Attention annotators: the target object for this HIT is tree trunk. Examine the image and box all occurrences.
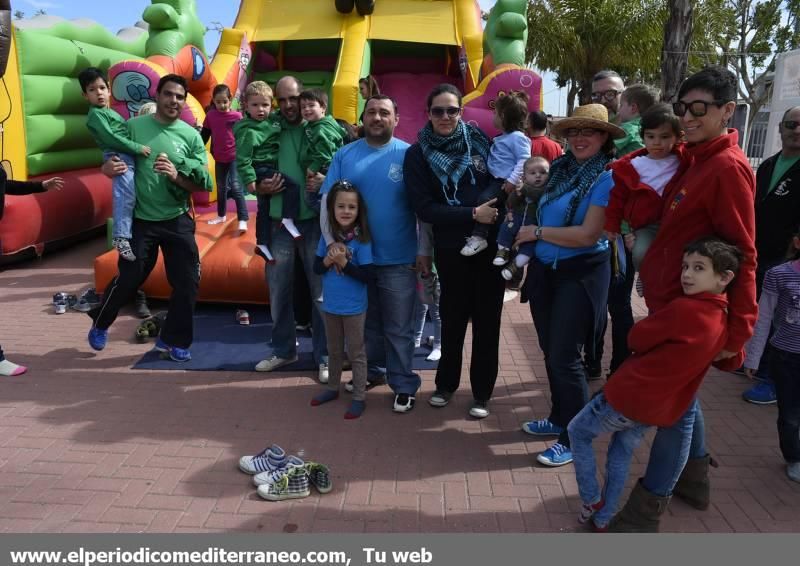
[566,81,579,116]
[660,0,694,102]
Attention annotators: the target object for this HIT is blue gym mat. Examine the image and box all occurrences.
[132,304,440,372]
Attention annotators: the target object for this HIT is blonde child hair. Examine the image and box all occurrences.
[244,81,273,103]
[137,102,157,116]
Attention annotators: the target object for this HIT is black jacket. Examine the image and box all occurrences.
[403,143,497,250]
[754,152,800,265]
[0,167,46,222]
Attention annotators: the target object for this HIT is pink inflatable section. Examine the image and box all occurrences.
[462,68,543,138]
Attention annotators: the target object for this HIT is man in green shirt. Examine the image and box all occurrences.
[88,74,212,362]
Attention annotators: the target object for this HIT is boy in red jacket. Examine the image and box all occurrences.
[567,238,743,532]
[605,103,689,271]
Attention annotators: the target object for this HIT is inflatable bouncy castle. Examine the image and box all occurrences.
[2,0,541,304]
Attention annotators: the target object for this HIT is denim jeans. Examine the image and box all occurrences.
[770,348,800,463]
[365,264,421,395]
[414,289,441,349]
[496,209,536,260]
[568,394,648,527]
[642,398,705,496]
[215,161,249,221]
[105,151,136,240]
[265,218,327,365]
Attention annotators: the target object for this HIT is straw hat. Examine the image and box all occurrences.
[551,103,626,139]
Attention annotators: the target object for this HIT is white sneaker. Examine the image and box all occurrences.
[255,354,298,372]
[238,220,248,233]
[460,236,488,257]
[282,218,302,239]
[208,216,227,225]
[426,348,442,362]
[318,363,329,384]
[469,401,489,419]
[393,394,415,413]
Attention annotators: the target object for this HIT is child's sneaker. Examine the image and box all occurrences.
[154,338,191,362]
[305,462,333,493]
[579,499,604,524]
[521,418,563,436]
[281,218,302,240]
[501,262,521,281]
[536,443,573,467]
[493,247,511,266]
[113,237,136,262]
[256,466,311,501]
[236,309,250,325]
[254,244,275,264]
[54,299,67,314]
[253,455,305,486]
[208,216,227,225]
[238,444,287,475]
[87,327,108,351]
[238,220,248,233]
[460,235,488,257]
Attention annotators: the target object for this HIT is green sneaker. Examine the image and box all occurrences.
[256,467,311,501]
[305,462,333,494]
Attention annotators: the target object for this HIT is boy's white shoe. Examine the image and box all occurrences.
[460,236,488,257]
[282,218,302,240]
[208,216,227,225]
[238,220,248,233]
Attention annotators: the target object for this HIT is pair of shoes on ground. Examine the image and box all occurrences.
[428,390,489,418]
[521,418,573,467]
[254,356,328,384]
[236,309,250,325]
[239,443,332,501]
[135,313,165,343]
[53,292,77,315]
[208,216,249,233]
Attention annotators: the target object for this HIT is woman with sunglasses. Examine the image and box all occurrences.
[514,104,625,467]
[610,66,757,532]
[403,83,503,419]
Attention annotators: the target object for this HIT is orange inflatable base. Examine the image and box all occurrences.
[94,212,270,305]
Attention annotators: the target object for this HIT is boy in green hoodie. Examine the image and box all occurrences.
[298,89,347,212]
[234,81,301,263]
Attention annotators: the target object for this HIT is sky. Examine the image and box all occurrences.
[19,0,564,115]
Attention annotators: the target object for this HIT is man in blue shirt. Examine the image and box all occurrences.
[320,95,423,413]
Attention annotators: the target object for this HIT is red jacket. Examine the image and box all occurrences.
[604,293,743,427]
[639,130,757,353]
[604,146,690,233]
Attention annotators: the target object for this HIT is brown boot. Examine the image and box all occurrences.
[672,454,717,510]
[608,479,670,533]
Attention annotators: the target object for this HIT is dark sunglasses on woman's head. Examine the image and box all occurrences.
[672,99,725,118]
[590,89,621,102]
[783,120,800,130]
[430,106,461,118]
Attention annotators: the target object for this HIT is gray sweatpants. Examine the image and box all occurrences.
[324,311,367,401]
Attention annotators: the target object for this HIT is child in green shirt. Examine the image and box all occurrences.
[80,67,151,262]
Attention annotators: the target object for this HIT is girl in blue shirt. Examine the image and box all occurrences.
[311,181,373,419]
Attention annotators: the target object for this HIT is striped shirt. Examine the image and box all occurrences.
[745,260,800,369]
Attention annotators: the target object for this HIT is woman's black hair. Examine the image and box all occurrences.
[326,180,371,243]
[677,65,737,103]
[640,102,682,138]
[426,83,463,110]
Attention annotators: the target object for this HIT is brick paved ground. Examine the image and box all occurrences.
[1,237,799,533]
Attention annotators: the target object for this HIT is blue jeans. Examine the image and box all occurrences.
[365,264,421,395]
[265,218,327,365]
[642,398,705,496]
[105,152,136,240]
[568,394,648,527]
[215,162,249,221]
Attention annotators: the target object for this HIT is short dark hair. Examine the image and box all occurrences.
[684,237,743,277]
[788,223,800,260]
[326,180,371,243]
[782,105,800,122]
[640,102,682,137]
[621,84,658,114]
[78,67,107,92]
[528,110,548,131]
[592,69,621,83]
[366,94,398,114]
[212,84,232,99]
[495,91,529,133]
[678,66,737,103]
[426,83,463,110]
[299,88,329,109]
[157,74,188,93]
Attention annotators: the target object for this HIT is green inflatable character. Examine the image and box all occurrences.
[483,0,528,68]
[143,0,207,58]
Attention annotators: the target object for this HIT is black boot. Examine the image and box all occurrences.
[672,454,716,511]
[335,0,355,14]
[608,479,670,533]
[355,0,376,15]
[135,290,151,319]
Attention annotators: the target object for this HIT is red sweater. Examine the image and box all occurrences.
[638,130,757,353]
[604,146,690,233]
[604,293,743,427]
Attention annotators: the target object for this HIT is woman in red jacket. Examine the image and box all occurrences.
[609,66,757,531]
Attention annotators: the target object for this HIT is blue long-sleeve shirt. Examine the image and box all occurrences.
[487,131,531,184]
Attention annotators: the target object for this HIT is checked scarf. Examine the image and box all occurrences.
[538,150,612,226]
[417,121,491,203]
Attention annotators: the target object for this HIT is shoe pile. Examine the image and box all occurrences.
[239,444,332,501]
[52,292,77,314]
[135,312,166,343]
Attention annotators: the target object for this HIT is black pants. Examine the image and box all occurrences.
[587,246,634,374]
[90,214,200,348]
[530,255,610,447]
[770,348,800,463]
[472,177,505,240]
[435,245,505,402]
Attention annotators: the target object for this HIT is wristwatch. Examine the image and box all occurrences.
[534,226,543,240]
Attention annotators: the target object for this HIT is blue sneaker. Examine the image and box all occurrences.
[521,418,564,436]
[87,327,108,351]
[154,338,191,362]
[742,381,777,405]
[537,443,573,467]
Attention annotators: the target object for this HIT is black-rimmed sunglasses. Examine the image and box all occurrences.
[430,106,461,118]
[672,99,726,118]
[782,120,800,130]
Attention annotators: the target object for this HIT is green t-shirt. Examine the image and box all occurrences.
[87,106,144,155]
[127,115,211,221]
[768,153,800,194]
[269,118,316,221]
[615,116,644,157]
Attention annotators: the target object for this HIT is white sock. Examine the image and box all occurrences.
[426,348,442,362]
[497,245,509,251]
[282,218,301,238]
[257,244,274,262]
[0,359,27,376]
[515,254,531,268]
